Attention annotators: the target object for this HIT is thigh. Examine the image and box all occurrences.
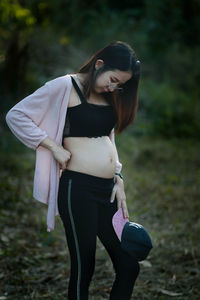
[58,178,98,262]
[97,197,120,256]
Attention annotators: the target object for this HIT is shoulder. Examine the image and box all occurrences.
[46,74,72,91]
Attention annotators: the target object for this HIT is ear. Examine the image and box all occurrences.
[95,59,104,70]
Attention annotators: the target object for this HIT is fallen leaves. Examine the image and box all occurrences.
[158,288,183,297]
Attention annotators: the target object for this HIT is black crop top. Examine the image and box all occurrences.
[62,76,117,140]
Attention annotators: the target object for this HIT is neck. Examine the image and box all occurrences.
[76,73,87,86]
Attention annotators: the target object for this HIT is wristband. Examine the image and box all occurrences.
[115,172,123,179]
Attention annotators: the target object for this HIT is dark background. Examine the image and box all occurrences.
[1,0,200,137]
[0,1,200,299]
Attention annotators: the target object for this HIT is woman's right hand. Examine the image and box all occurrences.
[51,145,72,170]
[39,137,72,170]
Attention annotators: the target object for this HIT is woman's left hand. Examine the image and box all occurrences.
[110,176,129,219]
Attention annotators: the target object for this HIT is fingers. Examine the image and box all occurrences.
[60,158,70,171]
[121,200,129,219]
[61,161,69,171]
[116,196,129,219]
[53,147,71,169]
[110,185,117,202]
[60,151,71,170]
[110,185,129,218]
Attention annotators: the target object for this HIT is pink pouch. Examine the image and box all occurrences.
[112,208,129,241]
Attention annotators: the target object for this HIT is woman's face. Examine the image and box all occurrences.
[93,61,132,93]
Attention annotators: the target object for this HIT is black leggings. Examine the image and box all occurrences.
[58,169,140,300]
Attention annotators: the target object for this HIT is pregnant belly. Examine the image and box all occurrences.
[62,136,117,178]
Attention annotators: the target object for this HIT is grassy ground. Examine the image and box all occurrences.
[0,130,199,299]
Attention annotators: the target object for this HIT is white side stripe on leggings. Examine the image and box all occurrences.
[67,179,81,300]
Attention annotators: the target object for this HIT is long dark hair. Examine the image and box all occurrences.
[78,41,141,134]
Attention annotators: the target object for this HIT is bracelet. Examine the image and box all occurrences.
[115,172,123,179]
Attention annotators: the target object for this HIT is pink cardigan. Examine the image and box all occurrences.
[5,74,122,232]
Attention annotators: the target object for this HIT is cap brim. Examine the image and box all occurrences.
[112,208,129,241]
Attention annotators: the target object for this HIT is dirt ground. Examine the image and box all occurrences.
[0,133,199,299]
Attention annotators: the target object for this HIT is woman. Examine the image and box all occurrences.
[6,41,141,300]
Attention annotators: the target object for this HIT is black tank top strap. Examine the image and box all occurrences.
[70,76,86,103]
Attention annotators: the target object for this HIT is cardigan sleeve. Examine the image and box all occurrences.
[5,82,50,150]
[109,128,122,173]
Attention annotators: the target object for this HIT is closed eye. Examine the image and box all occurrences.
[111,77,125,87]
[111,77,119,83]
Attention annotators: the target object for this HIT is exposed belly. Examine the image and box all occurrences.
[63,136,117,178]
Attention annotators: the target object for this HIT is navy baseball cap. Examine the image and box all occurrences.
[112,208,153,261]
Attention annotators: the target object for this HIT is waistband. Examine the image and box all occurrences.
[61,169,114,187]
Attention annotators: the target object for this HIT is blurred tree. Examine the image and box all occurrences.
[0,0,48,97]
[1,0,199,137]
[145,0,200,51]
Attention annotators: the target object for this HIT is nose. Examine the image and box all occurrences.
[108,81,118,92]
[108,86,115,92]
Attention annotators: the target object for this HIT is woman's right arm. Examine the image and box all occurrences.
[39,137,71,170]
[6,102,71,169]
[6,76,72,170]
[5,75,69,150]
[5,82,50,150]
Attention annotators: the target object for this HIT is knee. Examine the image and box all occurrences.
[119,255,140,278]
[128,256,140,277]
[134,259,140,278]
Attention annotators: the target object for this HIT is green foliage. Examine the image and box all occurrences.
[145,0,200,51]
[135,41,200,138]
[0,0,36,25]
[1,0,200,138]
[139,79,199,137]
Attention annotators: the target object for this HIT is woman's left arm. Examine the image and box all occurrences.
[109,128,129,219]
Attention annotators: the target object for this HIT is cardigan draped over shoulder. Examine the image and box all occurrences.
[5,74,122,232]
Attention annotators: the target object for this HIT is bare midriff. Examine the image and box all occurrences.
[63,136,117,178]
